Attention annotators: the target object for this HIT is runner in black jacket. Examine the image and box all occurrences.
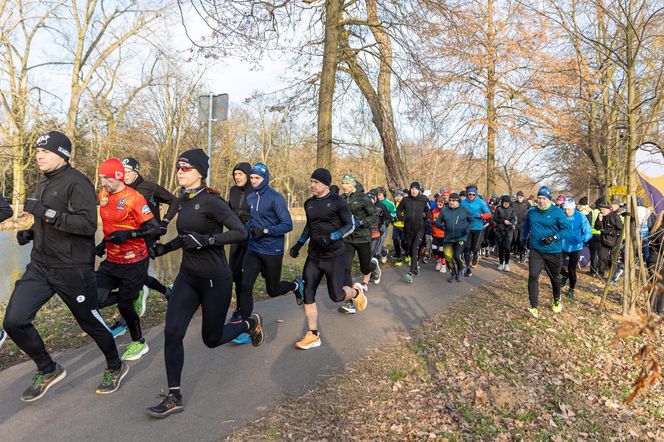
[3,131,126,402]
[493,195,517,271]
[0,195,13,348]
[395,182,432,281]
[146,149,262,418]
[227,162,252,318]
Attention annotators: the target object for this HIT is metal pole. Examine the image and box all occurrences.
[207,91,213,186]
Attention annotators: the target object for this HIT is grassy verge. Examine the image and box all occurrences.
[227,264,664,441]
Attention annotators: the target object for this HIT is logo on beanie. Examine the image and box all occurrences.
[76,295,85,303]
[58,146,71,158]
[36,134,50,146]
[115,170,123,180]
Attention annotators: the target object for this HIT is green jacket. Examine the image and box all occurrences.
[343,189,379,244]
[381,199,397,221]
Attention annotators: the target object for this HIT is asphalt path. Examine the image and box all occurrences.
[0,259,502,441]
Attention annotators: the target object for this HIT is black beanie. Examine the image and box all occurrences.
[178,149,209,179]
[122,157,140,173]
[233,162,252,177]
[36,131,71,161]
[459,190,467,197]
[410,181,422,191]
[579,196,588,206]
[311,168,332,186]
[501,195,511,203]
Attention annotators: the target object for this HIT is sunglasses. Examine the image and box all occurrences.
[176,162,194,172]
[468,193,476,196]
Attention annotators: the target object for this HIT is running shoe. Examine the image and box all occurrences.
[229,309,242,323]
[134,285,149,317]
[293,276,305,305]
[404,272,413,284]
[110,321,127,339]
[414,266,420,276]
[380,255,388,264]
[527,307,540,319]
[96,362,129,395]
[498,263,504,271]
[395,260,403,267]
[447,273,456,283]
[360,282,369,293]
[295,331,321,350]
[404,256,411,265]
[165,284,173,301]
[552,299,563,313]
[248,313,265,346]
[464,268,472,277]
[147,392,184,418]
[440,264,447,273]
[504,263,511,272]
[0,329,6,349]
[232,333,252,345]
[560,275,568,288]
[456,272,464,283]
[566,288,575,299]
[338,301,356,314]
[471,257,478,268]
[370,258,382,283]
[352,282,368,312]
[390,254,401,260]
[435,261,442,271]
[122,340,149,361]
[21,364,67,402]
[421,257,428,264]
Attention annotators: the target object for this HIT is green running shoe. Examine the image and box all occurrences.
[404,272,413,284]
[96,362,129,395]
[122,340,149,361]
[566,288,575,299]
[134,286,149,317]
[552,299,563,313]
[404,256,411,264]
[527,307,540,319]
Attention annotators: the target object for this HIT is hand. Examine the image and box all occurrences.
[290,242,303,258]
[158,220,169,237]
[353,218,363,228]
[107,230,134,244]
[542,235,557,245]
[16,229,34,245]
[250,226,267,239]
[311,235,331,249]
[24,198,58,222]
[180,232,210,249]
[153,243,169,257]
[95,241,106,257]
[504,220,511,225]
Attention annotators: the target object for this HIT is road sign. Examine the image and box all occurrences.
[609,185,627,196]
[198,94,229,122]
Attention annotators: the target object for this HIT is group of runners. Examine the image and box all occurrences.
[0,130,657,418]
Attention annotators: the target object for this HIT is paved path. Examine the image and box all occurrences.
[0,260,502,442]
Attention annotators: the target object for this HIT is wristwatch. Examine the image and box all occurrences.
[45,208,57,222]
[208,236,216,246]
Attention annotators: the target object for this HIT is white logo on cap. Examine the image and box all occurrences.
[58,146,71,158]
[76,295,86,303]
[36,134,50,146]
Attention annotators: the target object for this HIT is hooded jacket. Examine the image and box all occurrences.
[395,192,432,233]
[562,210,593,253]
[493,204,517,234]
[343,188,379,244]
[521,203,572,254]
[461,197,492,231]
[246,167,293,255]
[0,195,12,223]
[512,200,530,228]
[228,162,252,224]
[435,205,474,243]
[594,210,623,248]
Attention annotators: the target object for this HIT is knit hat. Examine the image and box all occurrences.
[121,157,140,173]
[395,190,404,197]
[251,162,269,179]
[449,192,460,200]
[311,168,332,186]
[594,197,604,207]
[537,186,552,200]
[597,199,611,209]
[443,189,451,196]
[466,185,478,194]
[99,158,125,181]
[516,190,524,197]
[562,198,575,210]
[410,182,422,191]
[556,194,566,202]
[578,196,588,206]
[501,195,511,203]
[459,190,467,197]
[178,149,209,179]
[35,131,72,161]
[233,162,252,177]
[341,173,357,186]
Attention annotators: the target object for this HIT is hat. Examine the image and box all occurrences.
[501,195,511,203]
[233,162,252,176]
[443,189,451,196]
[35,131,72,161]
[341,173,357,186]
[410,182,422,191]
[311,168,332,186]
[395,190,404,196]
[466,185,477,194]
[459,190,467,197]
[537,186,552,200]
[178,148,209,179]
[578,196,588,206]
[594,197,604,207]
[516,190,524,197]
[449,192,460,200]
[99,158,125,182]
[251,162,269,179]
[597,199,611,209]
[423,189,432,197]
[556,194,566,202]
[562,198,575,210]
[121,157,140,173]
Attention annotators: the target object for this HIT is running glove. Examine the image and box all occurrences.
[250,226,267,239]
[542,235,557,245]
[108,230,134,244]
[95,241,106,257]
[24,198,58,223]
[153,243,170,257]
[16,229,34,245]
[158,220,169,237]
[290,241,304,258]
[180,232,212,249]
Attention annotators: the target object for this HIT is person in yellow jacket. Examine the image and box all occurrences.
[392,190,407,265]
[585,197,602,276]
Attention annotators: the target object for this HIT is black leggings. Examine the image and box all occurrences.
[561,250,580,289]
[344,241,374,286]
[528,249,562,308]
[392,226,406,258]
[238,251,295,319]
[229,242,248,302]
[303,254,346,304]
[4,262,121,372]
[164,272,248,388]
[405,229,424,273]
[432,237,445,260]
[443,241,465,275]
[464,230,484,267]
[496,230,513,264]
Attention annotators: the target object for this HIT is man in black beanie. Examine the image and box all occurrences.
[178,148,209,179]
[4,131,126,401]
[512,190,530,262]
[395,181,432,282]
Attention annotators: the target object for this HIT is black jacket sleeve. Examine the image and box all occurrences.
[210,197,248,245]
[0,195,13,223]
[53,179,98,236]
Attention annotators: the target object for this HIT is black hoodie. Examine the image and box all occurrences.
[228,162,252,224]
[395,191,432,233]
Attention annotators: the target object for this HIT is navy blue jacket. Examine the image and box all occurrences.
[246,170,293,256]
[435,205,474,243]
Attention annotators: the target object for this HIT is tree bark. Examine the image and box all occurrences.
[485,0,497,196]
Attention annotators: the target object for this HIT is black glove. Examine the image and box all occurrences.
[25,198,58,223]
[180,232,212,249]
[290,241,304,258]
[108,230,134,244]
[158,220,169,237]
[16,229,34,245]
[250,226,267,239]
[95,241,106,257]
[153,243,170,257]
[311,235,331,249]
[542,235,557,245]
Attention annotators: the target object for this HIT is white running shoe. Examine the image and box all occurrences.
[504,263,511,272]
[435,262,442,271]
[498,263,504,271]
[440,265,447,273]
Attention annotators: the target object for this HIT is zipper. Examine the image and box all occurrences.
[256,192,260,212]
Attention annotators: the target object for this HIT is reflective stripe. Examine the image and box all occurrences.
[91,310,111,333]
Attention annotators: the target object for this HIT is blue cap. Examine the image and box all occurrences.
[537,186,552,200]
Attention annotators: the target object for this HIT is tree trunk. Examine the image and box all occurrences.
[485,0,497,196]
[316,0,343,169]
